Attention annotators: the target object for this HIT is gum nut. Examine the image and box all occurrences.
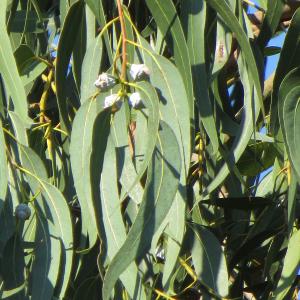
[94,73,116,91]
[15,203,31,220]
[104,94,121,108]
[129,92,142,108]
[129,64,150,81]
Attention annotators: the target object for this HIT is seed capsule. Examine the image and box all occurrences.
[15,203,31,220]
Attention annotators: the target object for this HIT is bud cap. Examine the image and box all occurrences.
[94,73,117,91]
[129,64,150,81]
[104,94,122,110]
[129,92,143,108]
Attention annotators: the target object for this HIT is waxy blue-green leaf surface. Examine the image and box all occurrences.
[102,121,181,299]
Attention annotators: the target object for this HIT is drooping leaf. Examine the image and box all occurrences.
[272,229,300,299]
[20,146,74,299]
[117,81,160,202]
[100,136,145,298]
[111,104,144,205]
[181,0,219,153]
[85,0,113,63]
[145,0,194,117]
[278,67,300,180]
[0,0,28,122]
[80,33,102,104]
[55,0,85,132]
[102,121,181,300]
[270,8,300,134]
[205,0,264,116]
[0,120,8,212]
[189,223,228,298]
[70,98,111,248]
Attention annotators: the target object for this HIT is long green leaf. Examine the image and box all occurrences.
[181,0,219,153]
[145,0,194,117]
[55,0,85,132]
[102,121,181,300]
[257,0,285,49]
[205,0,264,116]
[111,104,144,204]
[135,44,191,285]
[0,0,28,121]
[70,98,111,248]
[100,136,145,298]
[270,8,300,134]
[20,146,73,299]
[80,32,102,104]
[272,229,300,299]
[195,52,259,202]
[119,81,160,202]
[189,224,228,297]
[278,67,300,180]
[85,0,113,63]
[0,120,8,212]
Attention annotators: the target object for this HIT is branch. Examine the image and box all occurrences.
[116,0,127,80]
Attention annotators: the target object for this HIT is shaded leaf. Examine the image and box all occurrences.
[102,121,181,300]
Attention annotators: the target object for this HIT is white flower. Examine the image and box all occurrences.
[129,92,143,108]
[104,94,122,109]
[129,64,150,81]
[15,203,31,220]
[94,73,117,91]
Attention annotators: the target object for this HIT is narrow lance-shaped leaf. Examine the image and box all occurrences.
[134,43,191,286]
[102,121,182,300]
[270,8,300,134]
[80,34,102,104]
[0,120,8,213]
[111,104,144,204]
[119,81,160,201]
[85,0,113,63]
[196,52,260,202]
[70,98,111,249]
[189,223,229,298]
[20,146,73,299]
[205,0,264,116]
[278,67,300,180]
[146,0,194,118]
[0,0,28,121]
[181,0,219,153]
[55,1,85,132]
[100,136,145,299]
[272,229,300,299]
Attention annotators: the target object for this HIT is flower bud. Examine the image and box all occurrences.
[129,92,143,109]
[15,203,31,220]
[129,64,150,81]
[104,94,122,110]
[94,73,117,91]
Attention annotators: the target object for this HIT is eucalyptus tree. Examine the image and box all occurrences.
[0,0,299,299]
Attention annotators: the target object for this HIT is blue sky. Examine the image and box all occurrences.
[249,1,300,295]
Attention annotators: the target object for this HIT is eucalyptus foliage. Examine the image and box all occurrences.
[0,0,299,299]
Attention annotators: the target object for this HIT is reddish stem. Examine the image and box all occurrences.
[116,0,127,80]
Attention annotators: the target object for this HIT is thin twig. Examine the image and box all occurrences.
[116,0,127,80]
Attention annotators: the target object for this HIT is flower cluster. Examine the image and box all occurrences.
[95,64,149,111]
